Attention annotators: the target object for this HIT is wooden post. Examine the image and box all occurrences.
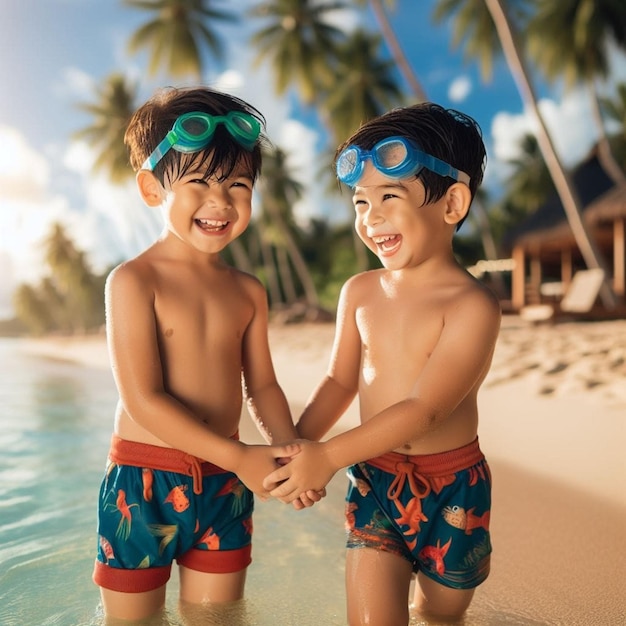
[614,217,625,297]
[561,248,573,286]
[529,253,542,304]
[512,245,526,309]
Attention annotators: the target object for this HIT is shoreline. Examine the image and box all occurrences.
[15,317,626,506]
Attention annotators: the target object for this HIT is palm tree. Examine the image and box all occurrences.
[503,133,554,215]
[249,0,348,105]
[526,0,626,185]
[434,0,617,308]
[124,0,236,78]
[600,82,626,169]
[43,223,105,332]
[354,0,427,101]
[74,73,138,184]
[321,28,404,143]
[257,146,321,313]
[13,284,55,335]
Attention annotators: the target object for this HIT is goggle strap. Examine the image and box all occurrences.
[414,148,470,185]
[141,131,178,171]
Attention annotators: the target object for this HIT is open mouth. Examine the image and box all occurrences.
[195,218,229,233]
[372,234,401,255]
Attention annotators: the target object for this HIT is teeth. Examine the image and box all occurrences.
[197,219,228,227]
[372,235,396,243]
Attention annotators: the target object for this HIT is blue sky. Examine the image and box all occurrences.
[1,0,625,318]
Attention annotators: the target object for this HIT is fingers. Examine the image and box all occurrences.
[269,481,301,503]
[306,488,326,502]
[262,466,288,491]
[296,492,316,508]
[272,443,300,459]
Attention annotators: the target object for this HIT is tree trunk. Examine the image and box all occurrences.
[589,79,626,186]
[276,246,298,303]
[258,230,282,307]
[228,238,254,274]
[370,0,428,101]
[484,0,617,309]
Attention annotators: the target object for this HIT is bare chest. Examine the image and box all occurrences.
[153,276,254,354]
[356,297,444,382]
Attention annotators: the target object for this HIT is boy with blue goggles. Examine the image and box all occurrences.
[336,136,471,187]
[142,110,261,171]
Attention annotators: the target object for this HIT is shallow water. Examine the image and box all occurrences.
[0,339,352,626]
[1,338,623,625]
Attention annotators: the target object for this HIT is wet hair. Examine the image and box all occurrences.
[334,102,486,229]
[125,86,267,186]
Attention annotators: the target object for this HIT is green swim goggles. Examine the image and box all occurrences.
[336,136,470,187]
[142,111,261,171]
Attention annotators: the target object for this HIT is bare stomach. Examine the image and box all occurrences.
[359,406,479,456]
[390,428,478,456]
[113,405,240,448]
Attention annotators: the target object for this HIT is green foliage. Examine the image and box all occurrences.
[74,73,138,184]
[12,224,106,336]
[72,0,626,311]
[124,0,235,77]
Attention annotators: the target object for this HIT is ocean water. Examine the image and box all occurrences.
[0,339,349,626]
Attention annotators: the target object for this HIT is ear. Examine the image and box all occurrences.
[443,182,471,227]
[136,170,164,207]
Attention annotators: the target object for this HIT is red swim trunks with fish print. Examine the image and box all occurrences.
[93,436,253,593]
[345,438,491,589]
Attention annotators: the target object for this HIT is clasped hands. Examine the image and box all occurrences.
[237,440,336,510]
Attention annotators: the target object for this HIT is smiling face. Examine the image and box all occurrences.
[352,162,453,271]
[139,152,254,257]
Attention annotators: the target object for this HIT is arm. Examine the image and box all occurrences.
[266,288,501,501]
[240,278,298,445]
[106,264,293,496]
[296,280,361,441]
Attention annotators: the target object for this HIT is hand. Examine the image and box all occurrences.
[263,441,336,503]
[234,443,300,499]
[291,488,327,510]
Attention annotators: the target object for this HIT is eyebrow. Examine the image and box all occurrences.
[353,181,409,194]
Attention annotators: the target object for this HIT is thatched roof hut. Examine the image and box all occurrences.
[504,152,626,312]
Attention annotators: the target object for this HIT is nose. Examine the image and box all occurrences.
[205,182,233,211]
[360,203,383,228]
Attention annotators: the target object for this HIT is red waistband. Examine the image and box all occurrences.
[108,434,237,495]
[361,439,485,541]
[366,438,484,478]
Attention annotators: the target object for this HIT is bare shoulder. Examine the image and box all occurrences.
[341,268,384,298]
[229,267,267,303]
[106,252,156,298]
[447,273,501,334]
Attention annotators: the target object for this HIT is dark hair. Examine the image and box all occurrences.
[125,86,267,185]
[334,102,486,229]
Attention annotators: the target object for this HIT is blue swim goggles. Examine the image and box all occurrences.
[336,136,470,187]
[142,111,261,171]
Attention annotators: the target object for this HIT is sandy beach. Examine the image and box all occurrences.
[20,316,626,624]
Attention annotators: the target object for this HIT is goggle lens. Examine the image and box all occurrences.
[336,136,470,187]
[376,140,408,170]
[179,115,212,142]
[142,111,260,171]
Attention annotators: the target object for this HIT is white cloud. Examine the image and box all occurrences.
[0,126,50,201]
[448,75,472,103]
[489,87,597,187]
[278,119,329,225]
[63,139,97,175]
[59,66,94,99]
[0,130,163,318]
